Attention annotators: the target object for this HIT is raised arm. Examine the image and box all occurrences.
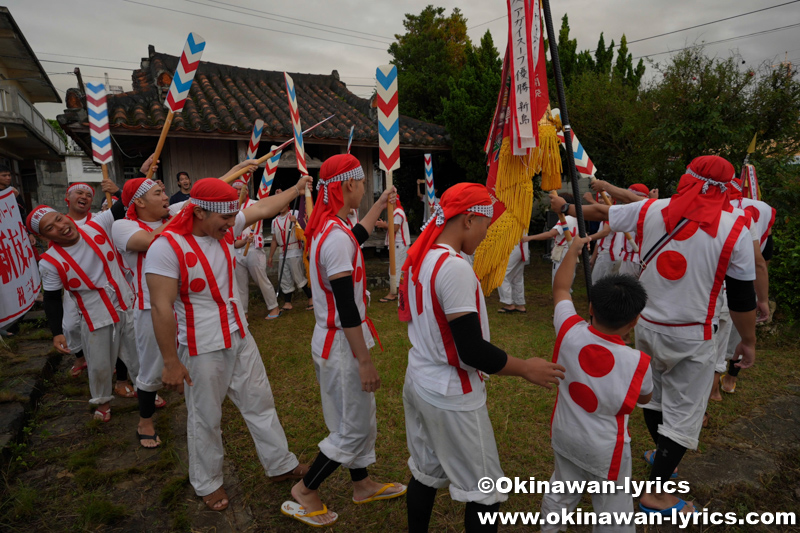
[242,176,312,227]
[359,187,395,235]
[522,228,559,242]
[554,236,590,305]
[550,194,610,221]
[590,180,643,204]
[124,222,171,252]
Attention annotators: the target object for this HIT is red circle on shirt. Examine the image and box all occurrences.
[578,344,616,378]
[185,252,198,268]
[569,382,598,413]
[656,250,687,281]
[190,278,206,292]
[745,206,760,223]
[63,262,70,272]
[672,221,699,241]
[106,251,115,261]
[93,235,106,245]
[354,266,364,283]
[68,278,81,289]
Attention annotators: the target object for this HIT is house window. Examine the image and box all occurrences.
[123,167,140,181]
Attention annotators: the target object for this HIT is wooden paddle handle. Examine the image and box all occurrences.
[101,164,113,210]
[386,171,397,291]
[305,184,313,220]
[145,110,173,181]
[549,191,572,243]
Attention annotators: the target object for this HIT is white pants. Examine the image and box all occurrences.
[591,253,619,284]
[403,374,508,506]
[134,309,163,393]
[498,247,525,306]
[389,244,409,291]
[63,295,82,353]
[635,325,715,450]
[81,309,139,405]
[541,450,635,533]
[180,333,298,496]
[277,255,307,294]
[618,260,641,278]
[235,247,278,313]
[312,332,377,468]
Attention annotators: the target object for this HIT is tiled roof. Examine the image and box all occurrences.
[60,45,449,148]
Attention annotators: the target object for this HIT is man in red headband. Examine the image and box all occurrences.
[232,181,281,319]
[29,185,138,424]
[146,168,312,512]
[399,182,565,532]
[709,177,774,401]
[111,176,182,448]
[375,193,410,303]
[281,154,403,527]
[553,155,757,515]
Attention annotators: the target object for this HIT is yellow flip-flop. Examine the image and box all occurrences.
[280,501,337,528]
[720,373,736,394]
[353,482,407,504]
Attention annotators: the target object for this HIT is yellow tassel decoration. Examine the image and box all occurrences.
[535,123,563,191]
[294,225,311,282]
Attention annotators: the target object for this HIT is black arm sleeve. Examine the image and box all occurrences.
[351,223,369,246]
[726,276,756,312]
[329,275,362,328]
[43,290,64,336]
[449,313,508,374]
[110,197,126,220]
[762,234,773,261]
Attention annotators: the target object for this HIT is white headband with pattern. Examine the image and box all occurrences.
[30,207,56,234]
[190,197,240,214]
[316,166,365,204]
[420,203,493,232]
[129,179,156,206]
[686,168,733,194]
[67,183,95,196]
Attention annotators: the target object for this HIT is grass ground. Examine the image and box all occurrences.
[2,244,799,532]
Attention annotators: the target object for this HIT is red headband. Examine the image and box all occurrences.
[122,178,157,220]
[159,178,238,236]
[65,182,95,205]
[403,182,493,286]
[305,154,364,249]
[628,184,649,197]
[662,155,735,238]
[26,205,57,235]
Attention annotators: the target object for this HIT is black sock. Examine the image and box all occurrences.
[643,409,663,446]
[284,292,293,304]
[649,436,686,482]
[138,390,157,419]
[115,358,128,382]
[465,501,501,533]
[727,358,742,377]
[302,451,340,490]
[407,477,437,533]
[303,286,312,299]
[349,467,368,483]
[74,349,84,361]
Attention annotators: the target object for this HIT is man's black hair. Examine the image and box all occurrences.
[0,164,11,174]
[558,192,574,203]
[591,274,647,330]
[176,171,190,182]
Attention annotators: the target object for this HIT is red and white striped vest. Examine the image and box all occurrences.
[41,221,134,332]
[550,312,651,481]
[636,199,749,340]
[161,230,246,356]
[309,217,378,359]
[406,245,487,396]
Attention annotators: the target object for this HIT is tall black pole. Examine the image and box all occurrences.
[541,0,592,302]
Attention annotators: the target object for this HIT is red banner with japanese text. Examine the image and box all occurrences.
[0,188,40,329]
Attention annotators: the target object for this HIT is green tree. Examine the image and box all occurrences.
[441,31,502,182]
[594,33,615,76]
[388,6,471,123]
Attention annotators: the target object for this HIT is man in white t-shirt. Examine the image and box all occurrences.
[375,195,410,303]
[552,156,757,515]
[399,182,565,532]
[231,181,281,320]
[146,170,312,512]
[280,154,404,528]
[268,191,312,311]
[29,185,138,424]
[524,193,578,287]
[112,177,177,448]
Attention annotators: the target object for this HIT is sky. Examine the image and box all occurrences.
[6,0,799,120]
